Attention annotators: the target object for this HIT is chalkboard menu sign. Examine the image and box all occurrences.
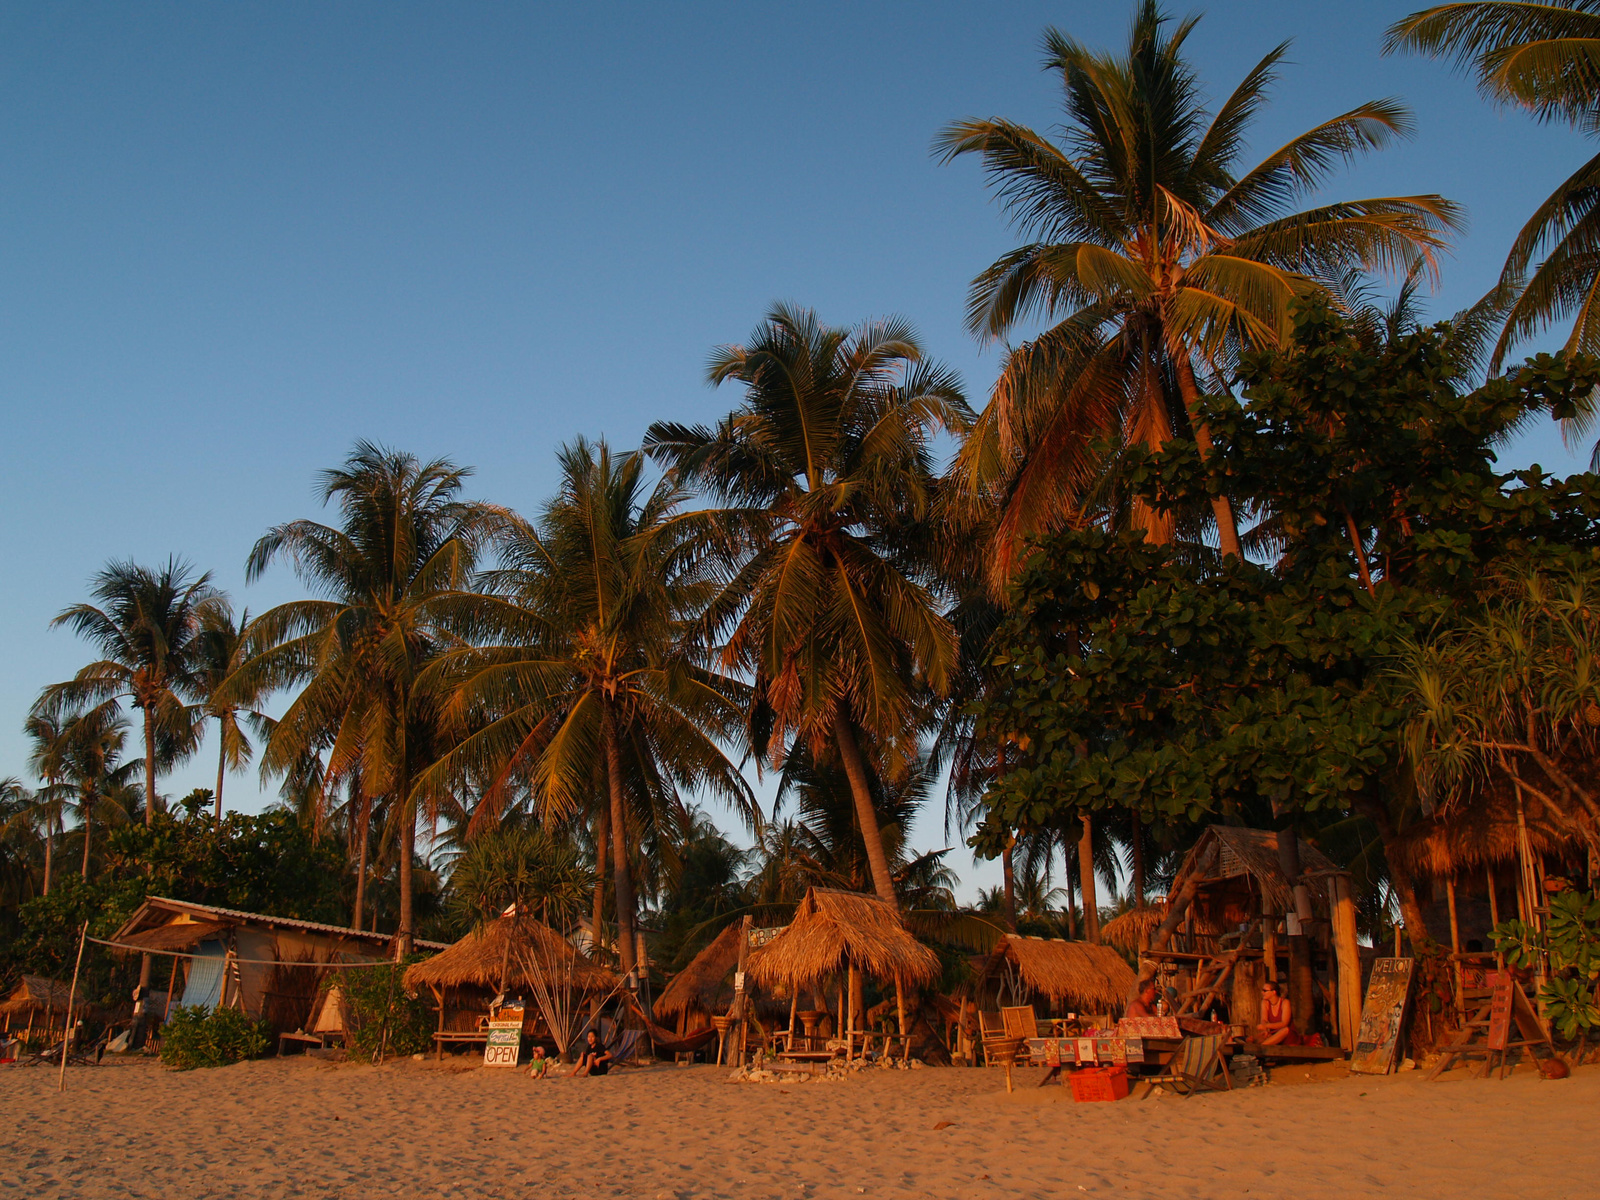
[1350,958,1414,1075]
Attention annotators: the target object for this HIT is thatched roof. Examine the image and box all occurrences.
[654,923,743,1020]
[746,888,940,991]
[0,975,84,1017]
[1168,827,1346,914]
[403,914,616,995]
[1101,907,1163,953]
[1388,787,1590,880]
[978,936,1136,1012]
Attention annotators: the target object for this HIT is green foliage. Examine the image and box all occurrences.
[445,823,591,933]
[1493,890,1600,1039]
[338,960,434,1062]
[159,1004,269,1070]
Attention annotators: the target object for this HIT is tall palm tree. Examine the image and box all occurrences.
[26,702,138,878]
[937,0,1459,584]
[418,438,756,976]
[193,603,264,827]
[225,442,510,955]
[1387,3,1600,439]
[37,558,223,824]
[645,305,972,908]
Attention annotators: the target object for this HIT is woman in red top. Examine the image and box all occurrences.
[1258,979,1302,1046]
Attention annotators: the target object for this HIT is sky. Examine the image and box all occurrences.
[0,1,1593,903]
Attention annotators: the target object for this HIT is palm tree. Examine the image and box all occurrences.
[26,702,138,878]
[193,603,265,827]
[645,304,972,908]
[37,558,223,824]
[417,438,756,976]
[225,442,510,955]
[1387,3,1600,454]
[937,0,1459,584]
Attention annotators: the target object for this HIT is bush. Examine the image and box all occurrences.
[337,961,434,1062]
[160,1005,269,1070]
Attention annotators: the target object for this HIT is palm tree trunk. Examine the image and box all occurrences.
[80,794,92,879]
[833,713,897,908]
[214,728,227,828]
[42,794,54,897]
[1173,354,1243,560]
[397,764,415,959]
[352,792,372,933]
[1077,814,1100,943]
[603,707,638,977]
[142,705,158,826]
[1000,836,1018,932]
[591,800,609,959]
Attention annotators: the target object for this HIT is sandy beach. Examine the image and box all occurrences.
[3,1056,1596,1199]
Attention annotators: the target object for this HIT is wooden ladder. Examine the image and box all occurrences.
[1427,974,1552,1080]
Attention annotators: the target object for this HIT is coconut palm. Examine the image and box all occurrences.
[224,442,511,955]
[1387,2,1600,453]
[645,304,972,908]
[416,438,756,976]
[36,558,224,824]
[26,701,139,878]
[193,603,266,827]
[937,0,1459,584]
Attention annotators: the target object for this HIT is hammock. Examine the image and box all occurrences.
[647,1024,718,1056]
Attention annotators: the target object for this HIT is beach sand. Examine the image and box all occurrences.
[3,1055,1596,1199]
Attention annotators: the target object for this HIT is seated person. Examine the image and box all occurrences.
[1127,981,1161,1019]
[574,1029,612,1077]
[527,1045,551,1079]
[1257,979,1302,1046]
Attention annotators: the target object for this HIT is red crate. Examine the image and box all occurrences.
[1069,1065,1129,1102]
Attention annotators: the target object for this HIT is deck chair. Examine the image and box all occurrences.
[1160,1034,1232,1096]
[606,1028,647,1067]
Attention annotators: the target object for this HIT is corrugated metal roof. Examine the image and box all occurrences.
[113,896,449,951]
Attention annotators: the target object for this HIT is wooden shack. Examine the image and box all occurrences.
[1151,826,1362,1051]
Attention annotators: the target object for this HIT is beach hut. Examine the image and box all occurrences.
[404,912,618,1057]
[653,923,744,1035]
[975,935,1136,1017]
[1,975,88,1047]
[109,897,445,1037]
[747,888,940,1057]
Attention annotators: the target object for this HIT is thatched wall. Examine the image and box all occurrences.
[404,914,615,995]
[746,888,939,991]
[978,936,1135,1013]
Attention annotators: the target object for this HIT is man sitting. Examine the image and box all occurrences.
[1127,980,1161,1019]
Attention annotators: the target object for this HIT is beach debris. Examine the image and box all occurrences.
[932,1121,953,1130]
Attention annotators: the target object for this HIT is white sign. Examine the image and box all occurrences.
[483,1019,523,1068]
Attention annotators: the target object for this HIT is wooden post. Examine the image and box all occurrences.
[164,953,180,1022]
[730,915,753,1067]
[846,963,856,1062]
[433,985,446,1061]
[1261,895,1279,987]
[58,920,88,1092]
[894,973,908,1057]
[1329,875,1362,1051]
[1445,876,1464,1018]
[787,988,799,1045]
[1487,865,1504,969]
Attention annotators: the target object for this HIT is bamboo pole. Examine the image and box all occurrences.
[164,953,180,1022]
[846,963,856,1062]
[58,920,88,1092]
[894,973,908,1059]
[1487,865,1504,969]
[1446,876,1464,1018]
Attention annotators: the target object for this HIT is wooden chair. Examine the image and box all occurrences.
[999,1006,1039,1065]
[1153,1034,1232,1096]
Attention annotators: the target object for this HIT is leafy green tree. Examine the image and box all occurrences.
[938,0,1458,579]
[37,558,224,825]
[1388,2,1600,392]
[444,822,591,932]
[646,305,971,907]
[225,442,511,953]
[419,438,755,975]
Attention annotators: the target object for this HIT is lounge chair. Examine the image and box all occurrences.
[1155,1033,1232,1096]
[607,1028,647,1066]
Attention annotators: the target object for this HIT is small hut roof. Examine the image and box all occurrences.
[978,937,1136,1012]
[1168,827,1346,914]
[114,920,233,953]
[1101,907,1164,954]
[1389,787,1590,880]
[654,923,743,1020]
[403,914,616,994]
[0,975,84,1017]
[746,888,940,991]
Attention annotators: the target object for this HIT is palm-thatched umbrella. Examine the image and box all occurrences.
[746,888,940,1055]
[975,935,1135,1015]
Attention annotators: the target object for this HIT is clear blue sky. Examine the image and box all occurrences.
[0,1,1591,900]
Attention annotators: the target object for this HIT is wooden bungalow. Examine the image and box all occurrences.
[975,935,1136,1018]
[1,975,89,1046]
[110,896,446,1038]
[1152,826,1363,1051]
[747,887,940,1056]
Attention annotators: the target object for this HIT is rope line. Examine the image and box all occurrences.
[87,937,401,967]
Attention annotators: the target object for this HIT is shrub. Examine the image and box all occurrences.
[337,961,434,1062]
[160,1005,269,1070]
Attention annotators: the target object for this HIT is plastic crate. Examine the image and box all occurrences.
[1069,1065,1129,1102]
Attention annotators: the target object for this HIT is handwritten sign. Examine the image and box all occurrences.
[1351,958,1414,1075]
[1486,972,1514,1051]
[483,1007,524,1068]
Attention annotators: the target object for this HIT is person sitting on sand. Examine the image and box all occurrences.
[1258,979,1302,1046]
[574,1030,612,1077]
[527,1046,551,1079]
[1128,981,1160,1019]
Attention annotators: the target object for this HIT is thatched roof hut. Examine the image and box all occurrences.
[1388,787,1590,882]
[0,975,84,1018]
[1167,826,1347,936]
[654,923,743,1023]
[1100,907,1163,954]
[976,936,1136,1013]
[746,888,940,991]
[403,913,616,996]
